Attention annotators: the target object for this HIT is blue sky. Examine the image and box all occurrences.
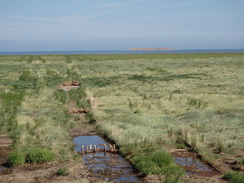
[0,0,244,51]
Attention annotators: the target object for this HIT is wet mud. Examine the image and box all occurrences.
[0,135,12,173]
[73,135,141,182]
[171,150,219,176]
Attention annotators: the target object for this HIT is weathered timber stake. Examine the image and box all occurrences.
[109,144,112,152]
[113,144,116,151]
[103,144,106,152]
[78,143,120,154]
[111,144,114,152]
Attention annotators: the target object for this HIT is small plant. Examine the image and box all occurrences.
[57,167,70,176]
[167,126,173,137]
[223,171,244,183]
[187,97,208,109]
[129,99,133,109]
[176,143,186,149]
[143,93,148,100]
[215,137,225,153]
[7,150,26,166]
[191,134,198,152]
[200,133,205,142]
[163,164,185,183]
[26,148,55,163]
[86,112,96,124]
[147,104,151,111]
[237,158,244,165]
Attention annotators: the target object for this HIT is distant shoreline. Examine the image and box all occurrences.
[0,49,244,55]
[128,47,175,51]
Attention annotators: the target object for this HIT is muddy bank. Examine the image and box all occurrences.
[171,150,218,176]
[0,135,12,172]
[171,150,228,183]
[0,161,92,183]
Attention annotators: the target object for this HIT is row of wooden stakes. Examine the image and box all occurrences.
[69,108,90,114]
[78,144,121,154]
[63,81,81,86]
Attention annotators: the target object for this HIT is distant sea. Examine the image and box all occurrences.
[0,49,244,55]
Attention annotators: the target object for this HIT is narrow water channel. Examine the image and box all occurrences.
[172,150,218,176]
[73,135,218,182]
[73,135,141,182]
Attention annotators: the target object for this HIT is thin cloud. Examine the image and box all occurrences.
[171,2,201,7]
[92,0,151,9]
[85,9,128,19]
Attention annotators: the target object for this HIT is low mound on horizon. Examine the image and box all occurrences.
[128,47,175,51]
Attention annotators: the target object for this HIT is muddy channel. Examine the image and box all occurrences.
[73,135,219,182]
[73,135,141,182]
[171,150,218,176]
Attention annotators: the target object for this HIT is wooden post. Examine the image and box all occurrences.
[110,144,114,152]
[81,145,83,152]
[113,144,116,152]
[90,144,92,150]
[103,144,106,152]
[86,145,89,153]
[94,145,97,152]
[109,144,112,152]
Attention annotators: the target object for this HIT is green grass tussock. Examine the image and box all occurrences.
[7,150,26,166]
[132,152,182,175]
[7,148,56,166]
[223,171,244,183]
[26,148,56,164]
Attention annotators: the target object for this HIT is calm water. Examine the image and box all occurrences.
[174,156,215,175]
[73,135,140,182]
[0,49,244,55]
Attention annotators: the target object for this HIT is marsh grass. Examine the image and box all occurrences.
[0,53,243,178]
[0,92,24,133]
[0,59,77,161]
[57,167,70,176]
[15,88,75,153]
[7,150,26,166]
[223,171,244,183]
[132,151,184,182]
[26,148,56,164]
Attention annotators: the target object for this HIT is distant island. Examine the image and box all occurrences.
[128,47,175,51]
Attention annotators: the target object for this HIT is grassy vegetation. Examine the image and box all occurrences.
[26,148,56,164]
[223,171,244,183]
[7,150,26,166]
[56,167,70,176]
[132,151,184,182]
[0,53,243,181]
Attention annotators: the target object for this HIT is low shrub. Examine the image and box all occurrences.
[26,148,55,163]
[223,171,244,183]
[7,150,25,166]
